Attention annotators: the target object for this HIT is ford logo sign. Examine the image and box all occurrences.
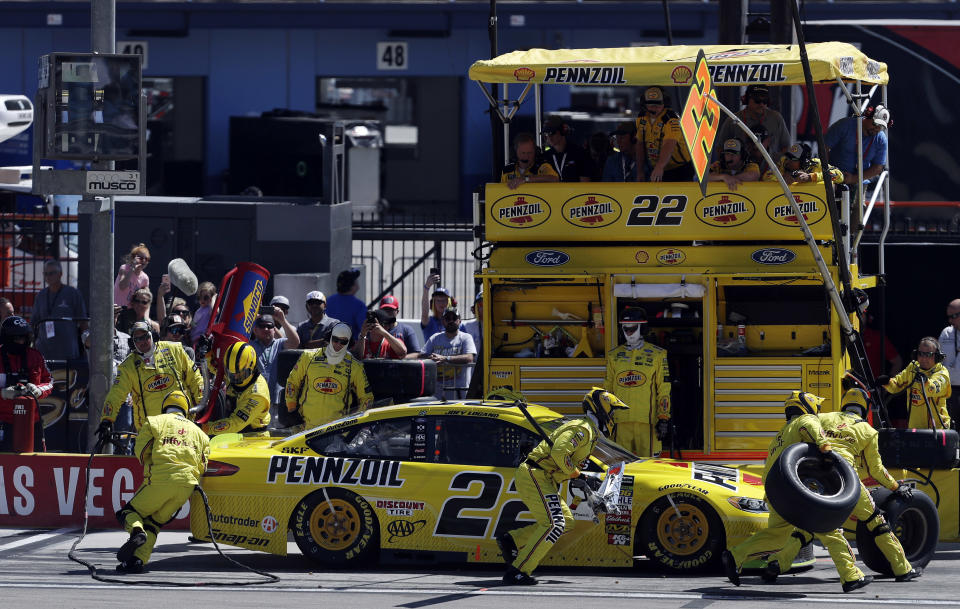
[751,248,796,265]
[525,250,570,266]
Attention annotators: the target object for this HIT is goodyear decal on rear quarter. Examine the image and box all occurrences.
[561,194,621,228]
[695,193,755,227]
[766,193,827,227]
[313,377,343,394]
[616,370,647,387]
[491,194,551,229]
[267,455,405,487]
[146,374,173,392]
[656,248,686,266]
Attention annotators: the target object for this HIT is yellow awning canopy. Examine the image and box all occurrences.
[468,42,888,87]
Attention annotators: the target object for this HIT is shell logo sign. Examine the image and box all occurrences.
[146,374,174,392]
[561,194,621,228]
[671,65,692,84]
[634,250,649,264]
[694,193,756,227]
[616,370,647,387]
[514,67,535,82]
[491,194,551,229]
[313,377,343,394]
[656,248,686,265]
[765,193,827,227]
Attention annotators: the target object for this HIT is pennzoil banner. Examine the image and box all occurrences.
[485,183,834,242]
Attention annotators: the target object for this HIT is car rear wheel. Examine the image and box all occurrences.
[856,488,939,575]
[291,487,379,565]
[637,493,724,572]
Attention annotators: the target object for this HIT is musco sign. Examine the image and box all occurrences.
[491,194,551,229]
[765,193,827,227]
[543,66,626,84]
[694,193,755,227]
[85,170,141,195]
[561,194,621,228]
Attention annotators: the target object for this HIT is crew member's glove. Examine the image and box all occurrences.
[876,375,890,387]
[655,419,670,441]
[893,484,913,501]
[586,492,608,515]
[96,420,113,441]
[915,371,928,384]
[24,383,42,399]
[569,476,591,501]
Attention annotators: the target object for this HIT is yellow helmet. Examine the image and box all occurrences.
[841,387,870,419]
[784,390,825,420]
[486,387,527,403]
[582,387,629,436]
[223,341,258,387]
[161,390,191,416]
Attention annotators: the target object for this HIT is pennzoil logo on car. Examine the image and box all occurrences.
[525,249,570,267]
[146,374,173,391]
[313,377,343,394]
[656,248,686,266]
[561,194,621,228]
[751,248,796,265]
[616,369,647,387]
[267,455,405,487]
[491,194,551,229]
[694,193,755,227]
[766,193,827,227]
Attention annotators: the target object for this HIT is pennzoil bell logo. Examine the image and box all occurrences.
[146,374,173,392]
[525,250,570,267]
[313,377,343,394]
[656,248,686,265]
[561,194,621,228]
[766,193,827,227]
[751,248,796,265]
[616,370,647,387]
[695,193,755,227]
[491,194,551,229]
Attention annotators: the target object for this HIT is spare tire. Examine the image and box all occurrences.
[765,443,860,533]
[856,487,939,575]
[877,428,960,470]
[363,359,437,403]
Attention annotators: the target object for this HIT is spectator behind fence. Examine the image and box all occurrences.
[269,295,291,338]
[420,306,476,400]
[118,288,159,335]
[154,274,194,327]
[353,296,421,360]
[326,268,366,339]
[160,314,195,361]
[114,243,151,308]
[0,298,14,321]
[296,290,339,349]
[168,298,193,338]
[190,282,217,347]
[250,310,299,406]
[464,291,484,398]
[421,274,461,339]
[32,259,88,361]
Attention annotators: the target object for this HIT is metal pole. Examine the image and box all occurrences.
[488,0,503,180]
[83,0,116,451]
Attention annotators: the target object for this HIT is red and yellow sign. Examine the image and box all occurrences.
[679,49,721,193]
[561,194,622,228]
[616,370,648,387]
[694,193,756,227]
[313,377,343,394]
[490,194,551,229]
[765,193,828,227]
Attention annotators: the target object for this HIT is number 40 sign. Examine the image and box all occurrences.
[679,50,721,195]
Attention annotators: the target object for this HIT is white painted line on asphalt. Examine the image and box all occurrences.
[0,528,77,552]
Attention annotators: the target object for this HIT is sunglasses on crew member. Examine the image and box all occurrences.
[948,312,960,320]
[132,333,152,343]
[167,326,187,335]
[917,350,937,357]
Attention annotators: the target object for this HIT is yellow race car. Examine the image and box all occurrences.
[190,400,768,572]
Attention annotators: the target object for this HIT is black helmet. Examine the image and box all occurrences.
[619,307,647,324]
[1,316,30,339]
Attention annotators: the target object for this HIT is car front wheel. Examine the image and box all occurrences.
[291,487,379,565]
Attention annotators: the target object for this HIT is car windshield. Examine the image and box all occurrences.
[539,417,640,467]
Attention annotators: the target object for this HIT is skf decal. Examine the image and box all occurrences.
[514,67,535,82]
[491,194,551,229]
[695,193,755,227]
[561,194,622,228]
[525,250,570,267]
[634,250,649,264]
[707,63,786,83]
[145,374,173,392]
[656,248,686,266]
[670,65,692,84]
[313,377,343,394]
[616,370,647,387]
[281,446,309,454]
[692,463,737,492]
[386,519,426,542]
[266,455,405,487]
[751,248,796,265]
[543,66,626,84]
[766,193,827,227]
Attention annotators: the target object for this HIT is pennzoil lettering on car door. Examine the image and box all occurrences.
[265,455,404,487]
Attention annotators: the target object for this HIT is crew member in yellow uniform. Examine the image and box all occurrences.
[723,391,873,593]
[762,143,844,185]
[500,132,559,190]
[285,322,373,430]
[98,321,203,437]
[882,337,952,429]
[634,86,693,182]
[605,307,670,456]
[496,389,621,585]
[114,391,209,573]
[202,342,271,436]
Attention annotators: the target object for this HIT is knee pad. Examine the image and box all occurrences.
[864,508,883,525]
[144,516,162,535]
[115,505,141,527]
[872,523,892,536]
[791,530,813,547]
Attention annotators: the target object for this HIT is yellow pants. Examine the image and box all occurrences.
[506,462,574,576]
[118,482,195,564]
[729,503,864,584]
[614,422,660,457]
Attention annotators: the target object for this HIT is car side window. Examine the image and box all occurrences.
[437,416,539,468]
[307,418,415,460]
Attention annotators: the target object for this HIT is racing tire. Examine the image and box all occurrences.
[856,488,939,576]
[637,492,725,572]
[291,487,379,566]
[363,359,437,403]
[765,443,860,533]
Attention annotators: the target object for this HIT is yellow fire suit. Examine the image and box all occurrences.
[635,108,692,173]
[285,349,373,429]
[202,374,271,436]
[101,341,203,431]
[605,342,670,457]
[117,412,209,565]
[729,413,866,584]
[505,418,598,577]
[884,361,952,429]
[761,158,843,184]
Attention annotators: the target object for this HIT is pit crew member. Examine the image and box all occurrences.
[762,143,843,185]
[0,316,53,451]
[707,138,760,190]
[881,336,951,429]
[501,132,559,189]
[634,86,693,182]
[202,342,271,436]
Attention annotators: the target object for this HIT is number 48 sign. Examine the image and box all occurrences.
[377,42,408,71]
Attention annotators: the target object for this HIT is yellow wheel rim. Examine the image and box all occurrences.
[655,502,710,556]
[308,498,361,552]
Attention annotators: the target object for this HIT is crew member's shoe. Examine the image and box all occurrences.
[760,560,780,583]
[502,566,537,586]
[842,575,873,593]
[117,526,147,564]
[721,550,740,586]
[496,533,518,566]
[115,558,145,574]
[895,568,922,582]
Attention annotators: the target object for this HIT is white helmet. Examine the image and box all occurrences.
[325,322,352,365]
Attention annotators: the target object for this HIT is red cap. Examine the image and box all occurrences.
[380,294,400,310]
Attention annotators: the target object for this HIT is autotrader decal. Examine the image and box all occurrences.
[266,455,404,487]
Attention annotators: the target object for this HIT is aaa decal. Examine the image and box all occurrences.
[491,194,551,229]
[695,193,755,227]
[656,248,686,266]
[386,519,426,542]
[561,194,622,228]
[616,370,647,387]
[313,377,343,394]
[145,374,174,392]
[765,193,827,227]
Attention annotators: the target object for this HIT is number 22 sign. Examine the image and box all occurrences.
[679,50,720,195]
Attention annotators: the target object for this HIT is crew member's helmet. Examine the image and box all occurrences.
[486,387,526,403]
[841,387,870,419]
[582,387,629,436]
[223,341,257,387]
[784,390,825,420]
[161,390,191,416]
[0,316,31,341]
